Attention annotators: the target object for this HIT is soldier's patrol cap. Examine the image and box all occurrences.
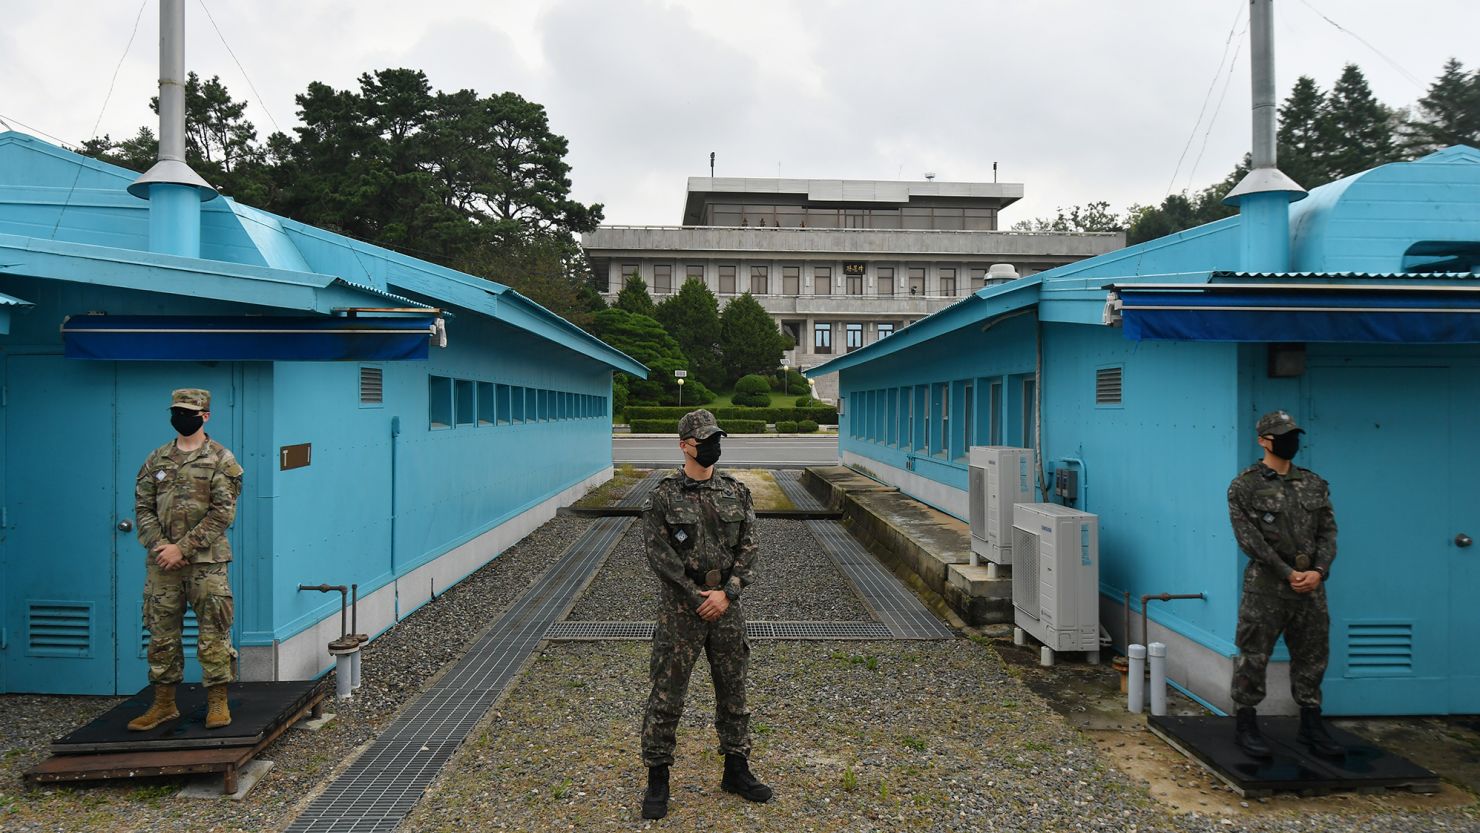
[1256,410,1302,436]
[170,388,211,411]
[678,409,727,440]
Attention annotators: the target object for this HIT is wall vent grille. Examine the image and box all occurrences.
[1346,622,1413,676]
[27,602,93,657]
[1095,366,1123,405]
[360,366,384,405]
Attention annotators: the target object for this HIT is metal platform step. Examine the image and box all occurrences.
[774,469,827,512]
[545,620,893,641]
[806,520,953,640]
[615,469,668,508]
[284,517,631,833]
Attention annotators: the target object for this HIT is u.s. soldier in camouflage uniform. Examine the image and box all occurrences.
[1227,410,1343,759]
[128,388,244,732]
[638,409,772,820]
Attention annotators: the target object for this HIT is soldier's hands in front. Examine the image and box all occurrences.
[1288,570,1321,594]
[697,590,730,621]
[153,542,186,571]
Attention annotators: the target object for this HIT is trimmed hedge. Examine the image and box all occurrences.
[630,418,767,434]
[626,405,838,425]
[798,419,819,433]
[775,420,798,433]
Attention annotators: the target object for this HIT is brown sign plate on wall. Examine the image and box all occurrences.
[280,443,311,471]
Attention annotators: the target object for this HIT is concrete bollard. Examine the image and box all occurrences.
[1127,644,1146,714]
[1148,642,1167,716]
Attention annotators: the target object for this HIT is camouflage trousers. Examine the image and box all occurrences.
[1230,588,1329,708]
[142,560,236,687]
[641,598,750,767]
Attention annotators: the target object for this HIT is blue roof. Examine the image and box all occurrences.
[0,131,646,377]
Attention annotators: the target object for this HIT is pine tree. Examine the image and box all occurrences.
[1277,76,1334,187]
[1323,64,1400,179]
[655,278,724,389]
[613,274,656,319]
[719,293,791,383]
[1403,58,1480,155]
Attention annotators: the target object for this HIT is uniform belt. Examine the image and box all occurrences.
[686,567,731,589]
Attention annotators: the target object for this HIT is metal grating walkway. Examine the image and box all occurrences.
[284,517,631,833]
[774,469,827,512]
[805,520,954,640]
[544,620,893,641]
[616,469,669,508]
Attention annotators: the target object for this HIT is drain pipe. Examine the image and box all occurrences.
[1140,592,1206,648]
[298,583,359,699]
[1127,643,1146,714]
[1148,642,1168,715]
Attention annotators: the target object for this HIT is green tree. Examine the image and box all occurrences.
[719,293,791,383]
[1322,64,1401,179]
[732,374,772,407]
[465,235,604,332]
[1277,75,1336,188]
[1010,201,1124,233]
[614,274,657,318]
[1403,58,1480,155]
[656,278,724,389]
[591,307,688,404]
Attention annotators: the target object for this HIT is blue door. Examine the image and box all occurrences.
[113,364,240,694]
[1307,362,1479,714]
[2,356,119,694]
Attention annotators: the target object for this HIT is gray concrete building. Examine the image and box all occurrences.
[582,177,1123,399]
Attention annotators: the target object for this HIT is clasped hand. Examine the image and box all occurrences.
[152,542,186,571]
[697,589,730,621]
[1287,570,1321,593]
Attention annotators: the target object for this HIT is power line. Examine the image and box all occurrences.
[1296,0,1426,90]
[1186,22,1246,192]
[0,113,81,148]
[1166,0,1247,197]
[196,0,282,133]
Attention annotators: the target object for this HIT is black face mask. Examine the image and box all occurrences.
[1269,432,1300,461]
[171,408,204,437]
[694,435,722,468]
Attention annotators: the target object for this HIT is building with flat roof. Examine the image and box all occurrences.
[582,177,1123,398]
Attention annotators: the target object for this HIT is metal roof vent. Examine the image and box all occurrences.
[985,264,1019,286]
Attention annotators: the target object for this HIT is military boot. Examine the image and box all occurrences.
[1297,706,1344,759]
[640,765,669,820]
[127,684,180,731]
[205,684,232,729]
[1234,707,1270,758]
[720,754,773,803]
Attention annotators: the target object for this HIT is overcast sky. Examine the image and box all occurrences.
[3,1,1472,225]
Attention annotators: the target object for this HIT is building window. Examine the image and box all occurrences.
[1022,378,1037,449]
[902,207,931,230]
[429,376,453,429]
[806,208,839,228]
[965,208,996,230]
[970,266,988,288]
[653,264,672,294]
[913,386,927,451]
[477,381,495,426]
[886,388,898,445]
[719,265,737,294]
[908,267,925,296]
[783,265,800,295]
[877,322,895,339]
[989,380,1003,444]
[845,323,863,352]
[899,386,911,448]
[814,266,832,296]
[455,380,474,426]
[934,208,964,230]
[750,265,769,295]
[846,269,863,295]
[496,384,512,425]
[710,204,742,226]
[959,380,972,460]
[743,205,777,227]
[686,264,704,286]
[813,323,833,354]
[877,267,894,296]
[621,263,639,282]
[510,385,526,422]
[937,383,949,458]
[939,268,956,297]
[776,206,805,227]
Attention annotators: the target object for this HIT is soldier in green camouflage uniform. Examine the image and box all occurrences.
[1227,409,1342,759]
[128,388,244,732]
[638,409,771,820]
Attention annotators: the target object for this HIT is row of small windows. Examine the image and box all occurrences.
[620,264,993,297]
[847,376,1039,462]
[703,204,997,231]
[428,376,607,431]
[810,321,895,354]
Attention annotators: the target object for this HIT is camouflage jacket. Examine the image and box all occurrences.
[1227,462,1337,588]
[135,436,244,564]
[642,468,759,610]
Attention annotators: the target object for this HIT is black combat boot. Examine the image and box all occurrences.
[640,765,669,820]
[720,754,773,803]
[1234,707,1271,758]
[1297,706,1345,759]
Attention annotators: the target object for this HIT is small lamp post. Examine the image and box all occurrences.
[781,361,789,392]
[677,376,684,406]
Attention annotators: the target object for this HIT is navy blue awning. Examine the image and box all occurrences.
[62,315,437,361]
[1113,284,1480,343]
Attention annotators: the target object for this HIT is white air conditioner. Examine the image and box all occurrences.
[968,446,1036,565]
[1011,503,1099,653]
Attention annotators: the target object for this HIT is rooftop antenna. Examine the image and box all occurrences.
[993,162,998,183]
[709,151,715,179]
[923,172,936,182]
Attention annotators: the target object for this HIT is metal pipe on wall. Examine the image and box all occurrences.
[1140,592,1206,647]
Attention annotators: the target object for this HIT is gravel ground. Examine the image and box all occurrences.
[566,518,874,622]
[0,515,592,833]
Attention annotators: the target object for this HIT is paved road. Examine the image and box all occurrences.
[613,435,839,468]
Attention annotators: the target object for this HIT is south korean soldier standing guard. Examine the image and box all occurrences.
[129,388,244,732]
[639,409,772,820]
[1227,410,1343,759]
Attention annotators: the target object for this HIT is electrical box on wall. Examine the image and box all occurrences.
[1054,467,1077,506]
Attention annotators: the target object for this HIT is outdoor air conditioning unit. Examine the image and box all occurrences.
[968,446,1036,566]
[1011,503,1099,655]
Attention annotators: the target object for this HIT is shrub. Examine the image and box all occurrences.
[776,420,798,433]
[668,378,716,406]
[623,405,839,425]
[718,419,766,434]
[798,419,819,433]
[630,418,680,434]
[794,395,816,408]
[784,369,811,395]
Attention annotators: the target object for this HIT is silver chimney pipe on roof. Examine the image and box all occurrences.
[127,0,217,257]
[1223,0,1306,273]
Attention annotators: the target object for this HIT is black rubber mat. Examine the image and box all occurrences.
[52,681,321,753]
[1148,714,1440,797]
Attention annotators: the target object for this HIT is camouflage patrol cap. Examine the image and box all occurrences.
[1256,410,1302,436]
[170,388,211,411]
[678,409,727,440]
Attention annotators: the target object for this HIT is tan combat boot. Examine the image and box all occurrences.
[205,684,232,729]
[127,684,180,731]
